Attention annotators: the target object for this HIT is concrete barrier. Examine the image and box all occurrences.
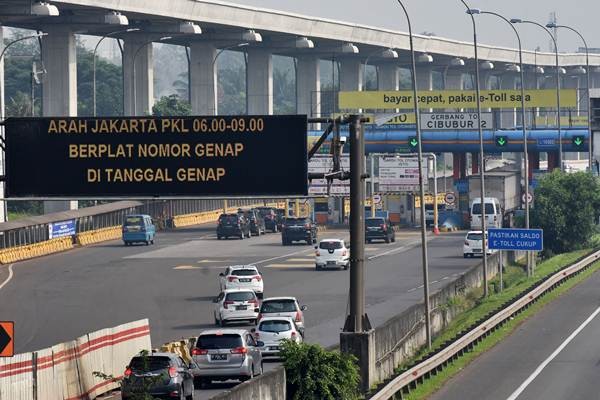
[0,319,151,400]
[76,226,122,246]
[0,237,73,264]
[207,367,286,400]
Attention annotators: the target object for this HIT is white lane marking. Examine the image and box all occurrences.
[506,305,600,400]
[407,287,418,293]
[0,264,14,291]
[264,264,315,269]
[431,280,439,284]
[417,284,424,289]
[367,240,421,260]
[254,248,314,266]
[286,258,314,262]
[441,276,450,280]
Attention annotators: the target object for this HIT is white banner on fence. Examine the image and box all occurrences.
[308,154,350,196]
[378,156,428,192]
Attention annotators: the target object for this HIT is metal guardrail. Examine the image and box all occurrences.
[370,249,600,400]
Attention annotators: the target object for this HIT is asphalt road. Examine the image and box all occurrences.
[0,223,479,399]
[430,268,600,400]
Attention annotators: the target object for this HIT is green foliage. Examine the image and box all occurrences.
[531,170,600,254]
[280,340,361,400]
[218,64,246,115]
[152,94,191,116]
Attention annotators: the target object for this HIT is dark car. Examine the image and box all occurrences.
[256,207,279,232]
[365,217,396,243]
[121,352,195,400]
[238,209,266,236]
[281,217,317,245]
[217,213,250,240]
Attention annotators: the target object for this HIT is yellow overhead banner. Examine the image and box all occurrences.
[339,89,577,110]
[415,193,447,208]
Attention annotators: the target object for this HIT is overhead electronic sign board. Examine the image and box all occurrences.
[5,115,308,198]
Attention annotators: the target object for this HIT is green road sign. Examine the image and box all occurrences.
[572,135,585,148]
[408,136,419,149]
[495,135,508,147]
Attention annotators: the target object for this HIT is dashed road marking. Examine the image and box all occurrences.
[264,263,315,269]
[407,287,418,293]
[197,259,228,263]
[431,280,439,284]
[174,265,222,270]
[286,258,314,262]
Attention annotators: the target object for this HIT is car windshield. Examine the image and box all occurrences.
[230,269,257,276]
[225,291,256,301]
[259,320,292,333]
[261,300,297,313]
[257,209,272,217]
[125,216,142,226]
[472,203,495,215]
[284,218,305,225]
[365,219,384,227]
[196,334,243,349]
[220,215,238,223]
[319,241,343,250]
[130,356,171,372]
[467,233,483,241]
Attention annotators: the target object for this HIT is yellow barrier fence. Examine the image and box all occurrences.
[0,237,73,264]
[76,226,122,246]
[172,201,286,228]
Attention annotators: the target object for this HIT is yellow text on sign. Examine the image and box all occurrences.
[339,89,577,110]
[415,193,447,208]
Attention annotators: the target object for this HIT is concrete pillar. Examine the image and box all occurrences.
[190,42,217,115]
[0,26,5,222]
[339,59,363,91]
[246,49,273,115]
[296,55,320,118]
[123,36,154,116]
[416,66,433,91]
[41,26,78,213]
[445,70,464,90]
[563,76,580,160]
[378,64,399,90]
[528,151,540,182]
[500,73,518,129]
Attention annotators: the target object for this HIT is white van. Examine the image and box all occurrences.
[470,197,502,230]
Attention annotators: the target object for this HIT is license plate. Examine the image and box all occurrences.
[474,249,482,253]
[327,261,336,265]
[239,278,251,283]
[236,305,248,310]
[269,346,280,351]
[367,227,378,231]
[211,354,227,360]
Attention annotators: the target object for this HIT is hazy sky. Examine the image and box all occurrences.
[229,0,599,53]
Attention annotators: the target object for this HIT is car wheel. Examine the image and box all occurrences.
[306,235,312,245]
[273,225,278,233]
[214,312,219,326]
[186,384,194,400]
[366,239,371,244]
[124,242,129,246]
[343,262,350,270]
[145,240,150,246]
[312,237,317,244]
[240,233,244,240]
[391,236,396,243]
[217,314,225,327]
[217,235,222,240]
[385,236,390,244]
[258,361,264,375]
[150,239,154,245]
[316,264,322,270]
[194,377,209,389]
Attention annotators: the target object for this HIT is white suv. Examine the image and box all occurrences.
[219,265,264,299]
[315,239,350,270]
[213,289,260,326]
[463,231,495,258]
[252,316,302,358]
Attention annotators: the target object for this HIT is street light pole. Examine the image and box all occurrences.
[394,0,431,348]
[548,24,591,173]
[461,0,488,297]
[512,20,562,171]
[92,28,139,117]
[132,36,172,115]
[476,10,532,276]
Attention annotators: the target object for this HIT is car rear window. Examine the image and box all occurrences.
[220,215,239,223]
[225,291,256,301]
[261,300,297,313]
[467,233,483,240]
[284,218,304,225]
[319,241,343,250]
[196,334,243,349]
[259,320,292,333]
[472,203,495,215]
[230,269,257,276]
[365,218,384,227]
[130,356,171,372]
[257,209,272,217]
[125,216,143,226]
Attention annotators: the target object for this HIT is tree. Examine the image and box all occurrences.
[77,44,123,116]
[531,170,600,254]
[280,340,360,400]
[218,65,246,115]
[152,94,191,116]
[273,68,295,114]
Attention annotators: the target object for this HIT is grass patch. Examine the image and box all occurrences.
[388,249,595,400]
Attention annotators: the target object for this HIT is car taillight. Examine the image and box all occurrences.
[381,224,387,230]
[254,275,262,281]
[304,223,310,229]
[315,250,320,256]
[295,311,302,322]
[124,367,132,377]
[168,366,177,378]
[257,313,262,321]
[342,250,347,256]
[249,299,259,307]
[192,348,208,356]
[230,346,248,354]
[223,300,234,309]
[291,331,297,338]
[228,276,237,282]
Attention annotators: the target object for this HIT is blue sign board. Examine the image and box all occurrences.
[537,138,556,147]
[455,179,469,194]
[488,228,543,251]
[49,220,76,239]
